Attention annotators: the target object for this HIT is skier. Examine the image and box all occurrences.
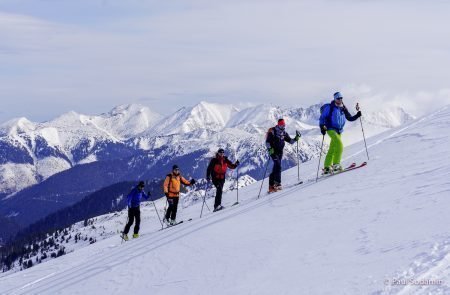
[266,118,301,193]
[122,181,150,240]
[319,91,361,174]
[163,165,196,225]
[206,148,240,212]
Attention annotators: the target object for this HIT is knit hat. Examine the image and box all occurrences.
[334,92,343,100]
[217,148,225,153]
[277,119,285,126]
[172,165,179,170]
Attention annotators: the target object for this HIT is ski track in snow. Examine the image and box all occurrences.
[1,106,449,294]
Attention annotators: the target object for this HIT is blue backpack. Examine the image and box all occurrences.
[320,103,335,127]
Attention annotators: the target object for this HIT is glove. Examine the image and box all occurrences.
[268,147,275,155]
[190,179,196,185]
[294,130,301,141]
[165,193,169,198]
[235,160,240,166]
[356,111,362,118]
[320,125,327,136]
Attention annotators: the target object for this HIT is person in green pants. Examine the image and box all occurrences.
[319,92,361,174]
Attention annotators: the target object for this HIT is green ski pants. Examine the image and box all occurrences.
[324,130,343,168]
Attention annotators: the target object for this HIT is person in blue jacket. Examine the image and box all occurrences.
[319,92,361,174]
[122,181,150,240]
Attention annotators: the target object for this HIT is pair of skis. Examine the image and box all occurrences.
[265,161,367,195]
[320,162,367,179]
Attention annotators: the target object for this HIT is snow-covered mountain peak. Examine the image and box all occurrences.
[149,101,239,136]
[94,104,162,139]
[187,101,238,129]
[0,117,36,136]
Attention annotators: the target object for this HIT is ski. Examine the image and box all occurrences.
[232,202,239,206]
[320,162,366,179]
[159,218,193,231]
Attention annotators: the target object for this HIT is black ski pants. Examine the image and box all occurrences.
[124,207,141,235]
[269,154,282,186]
[212,178,225,209]
[165,197,179,220]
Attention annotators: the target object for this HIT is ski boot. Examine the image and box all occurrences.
[170,219,177,226]
[323,166,332,175]
[332,163,343,173]
[122,233,129,241]
[133,233,139,239]
[163,217,171,226]
[268,185,278,193]
[213,205,224,212]
[274,182,283,190]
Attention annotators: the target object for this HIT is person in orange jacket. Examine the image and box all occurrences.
[163,165,196,225]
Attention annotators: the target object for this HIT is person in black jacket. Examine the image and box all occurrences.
[206,148,239,211]
[265,118,300,193]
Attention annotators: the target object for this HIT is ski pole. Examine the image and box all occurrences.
[315,135,325,182]
[149,193,163,229]
[233,166,239,205]
[121,209,129,244]
[296,130,301,183]
[236,166,239,204]
[200,183,210,218]
[257,154,271,199]
[356,103,370,161]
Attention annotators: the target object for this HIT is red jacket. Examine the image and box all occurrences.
[206,155,237,180]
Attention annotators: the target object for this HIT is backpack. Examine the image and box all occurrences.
[320,102,335,127]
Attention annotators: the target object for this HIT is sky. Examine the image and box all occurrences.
[1,0,450,123]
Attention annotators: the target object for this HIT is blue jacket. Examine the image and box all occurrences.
[319,101,359,134]
[127,187,150,208]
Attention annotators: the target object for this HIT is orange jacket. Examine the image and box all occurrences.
[164,173,191,198]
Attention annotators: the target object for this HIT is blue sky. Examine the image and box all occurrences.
[1,0,450,122]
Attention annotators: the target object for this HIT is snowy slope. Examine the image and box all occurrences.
[0,106,448,294]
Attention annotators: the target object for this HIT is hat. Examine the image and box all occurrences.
[172,165,179,170]
[334,92,343,100]
[277,119,285,126]
[217,148,225,153]
[138,181,145,188]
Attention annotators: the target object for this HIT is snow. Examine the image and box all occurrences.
[0,164,38,198]
[148,101,239,136]
[35,157,72,180]
[1,106,449,294]
[38,127,61,147]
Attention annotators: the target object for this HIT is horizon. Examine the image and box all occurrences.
[0,99,416,126]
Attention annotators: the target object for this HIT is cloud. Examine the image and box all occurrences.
[1,0,450,122]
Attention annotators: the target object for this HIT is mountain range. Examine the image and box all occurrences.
[0,101,414,240]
